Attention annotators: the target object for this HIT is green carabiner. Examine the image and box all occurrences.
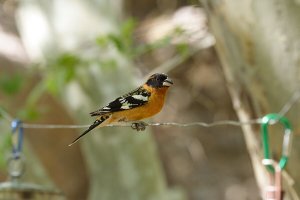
[261,113,293,172]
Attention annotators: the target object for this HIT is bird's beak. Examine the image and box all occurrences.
[163,78,173,87]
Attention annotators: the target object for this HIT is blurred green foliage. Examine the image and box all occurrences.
[0,19,189,120]
[96,19,136,56]
[0,133,11,169]
[45,53,82,95]
[0,107,11,169]
[176,43,189,57]
[96,18,188,58]
[0,73,24,95]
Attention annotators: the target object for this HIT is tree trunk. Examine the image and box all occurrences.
[202,0,300,199]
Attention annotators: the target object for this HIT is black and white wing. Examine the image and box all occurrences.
[90,86,151,116]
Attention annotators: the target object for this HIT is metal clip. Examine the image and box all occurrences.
[11,119,23,159]
[261,113,293,172]
[9,119,25,181]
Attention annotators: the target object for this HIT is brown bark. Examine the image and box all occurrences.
[202,0,300,199]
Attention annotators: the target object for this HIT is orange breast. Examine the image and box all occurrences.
[110,86,169,122]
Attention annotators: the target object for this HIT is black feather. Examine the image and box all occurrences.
[146,73,168,87]
[90,87,150,116]
[69,118,105,146]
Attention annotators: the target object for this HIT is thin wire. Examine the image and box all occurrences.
[0,89,299,130]
[19,119,263,129]
[22,124,90,129]
[147,119,262,127]
[278,89,300,117]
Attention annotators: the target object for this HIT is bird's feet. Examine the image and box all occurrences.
[131,121,147,131]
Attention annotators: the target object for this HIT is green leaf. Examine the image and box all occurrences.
[45,74,59,95]
[101,59,117,71]
[57,53,80,68]
[0,73,24,95]
[18,106,40,120]
[95,19,137,56]
[96,36,109,48]
[107,34,124,52]
[176,43,189,57]
[121,19,136,39]
[45,53,81,95]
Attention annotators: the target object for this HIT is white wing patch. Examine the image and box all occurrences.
[119,94,149,110]
[132,94,149,101]
[119,98,127,104]
[100,106,112,112]
[121,104,130,109]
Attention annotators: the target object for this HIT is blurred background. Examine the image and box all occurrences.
[1,0,300,200]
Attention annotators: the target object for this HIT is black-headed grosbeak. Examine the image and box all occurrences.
[69,73,173,146]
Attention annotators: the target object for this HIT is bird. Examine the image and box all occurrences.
[69,73,173,146]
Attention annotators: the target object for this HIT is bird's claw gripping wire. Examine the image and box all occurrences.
[131,121,148,131]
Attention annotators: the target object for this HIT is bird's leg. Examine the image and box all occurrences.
[131,121,148,131]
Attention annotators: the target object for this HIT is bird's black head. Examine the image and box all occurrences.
[146,73,173,88]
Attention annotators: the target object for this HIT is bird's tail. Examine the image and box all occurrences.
[68,115,109,146]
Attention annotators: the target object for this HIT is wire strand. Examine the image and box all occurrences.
[19,119,263,129]
[0,89,299,130]
[22,124,90,129]
[146,119,263,127]
[278,89,300,117]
